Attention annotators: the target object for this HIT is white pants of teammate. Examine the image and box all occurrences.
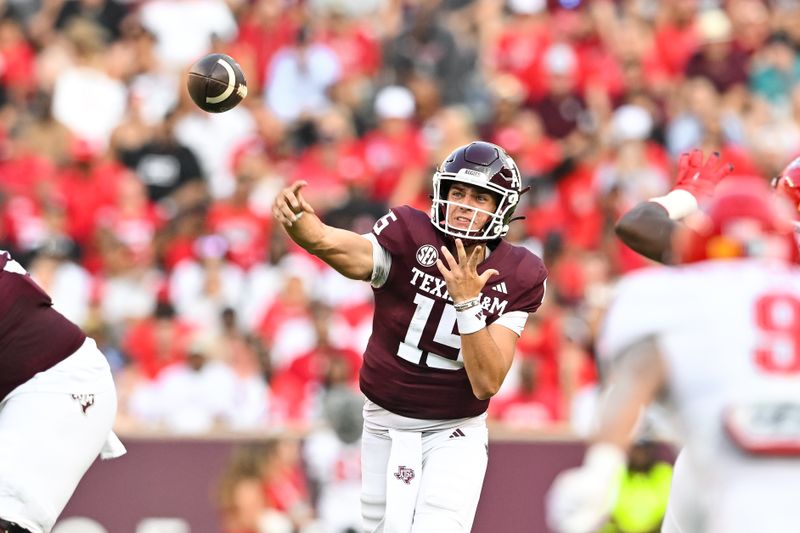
[0,338,125,533]
[360,401,488,533]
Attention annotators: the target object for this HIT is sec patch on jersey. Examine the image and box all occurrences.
[186,53,247,113]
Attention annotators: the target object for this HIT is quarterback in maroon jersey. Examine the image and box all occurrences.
[0,252,125,533]
[273,141,547,532]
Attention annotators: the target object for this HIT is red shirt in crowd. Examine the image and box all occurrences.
[55,161,125,246]
[235,9,298,90]
[359,125,428,203]
[318,20,381,79]
[490,383,563,427]
[491,22,552,101]
[208,201,271,270]
[122,316,195,380]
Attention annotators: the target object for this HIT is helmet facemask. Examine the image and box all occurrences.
[431,170,520,241]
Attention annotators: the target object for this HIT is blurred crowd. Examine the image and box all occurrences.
[2,0,800,448]
[5,0,795,530]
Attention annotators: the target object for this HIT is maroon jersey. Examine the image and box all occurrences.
[0,251,86,401]
[360,206,547,419]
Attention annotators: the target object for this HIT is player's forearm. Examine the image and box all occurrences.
[461,330,507,400]
[592,380,648,450]
[614,202,678,264]
[592,339,667,449]
[285,215,373,281]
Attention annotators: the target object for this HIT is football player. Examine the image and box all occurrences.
[548,176,800,533]
[614,152,800,533]
[273,141,547,532]
[0,251,125,533]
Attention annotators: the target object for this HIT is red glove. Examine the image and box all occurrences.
[673,149,735,203]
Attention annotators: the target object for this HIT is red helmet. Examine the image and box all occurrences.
[674,176,799,264]
[772,156,800,212]
[431,141,523,240]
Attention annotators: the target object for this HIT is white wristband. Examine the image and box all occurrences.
[649,189,698,220]
[456,306,487,335]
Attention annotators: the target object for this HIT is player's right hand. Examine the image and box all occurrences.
[673,149,734,203]
[272,181,315,228]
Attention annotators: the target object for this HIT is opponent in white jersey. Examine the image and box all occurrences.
[614,151,800,533]
[547,176,800,533]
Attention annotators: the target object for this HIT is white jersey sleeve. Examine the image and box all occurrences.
[362,233,392,289]
[493,310,528,336]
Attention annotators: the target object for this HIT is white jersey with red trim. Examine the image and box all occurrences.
[599,259,800,533]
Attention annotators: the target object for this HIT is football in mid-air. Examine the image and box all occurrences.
[187,53,247,113]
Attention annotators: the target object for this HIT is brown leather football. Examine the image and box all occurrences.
[186,53,248,113]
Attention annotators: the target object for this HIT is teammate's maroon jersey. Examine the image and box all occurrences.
[360,206,547,419]
[0,251,86,401]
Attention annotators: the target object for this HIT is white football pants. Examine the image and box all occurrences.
[361,416,488,533]
[0,338,123,533]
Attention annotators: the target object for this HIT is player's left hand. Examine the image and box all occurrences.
[436,238,498,304]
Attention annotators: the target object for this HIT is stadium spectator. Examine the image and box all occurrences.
[172,86,257,199]
[139,0,237,71]
[359,85,428,206]
[121,300,194,381]
[303,386,365,533]
[685,9,749,95]
[95,237,163,329]
[128,331,261,434]
[270,300,361,425]
[217,443,295,533]
[383,2,472,105]
[53,0,130,43]
[26,238,92,327]
[117,109,206,216]
[259,438,319,532]
[264,25,341,124]
[50,19,128,147]
[489,357,562,429]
